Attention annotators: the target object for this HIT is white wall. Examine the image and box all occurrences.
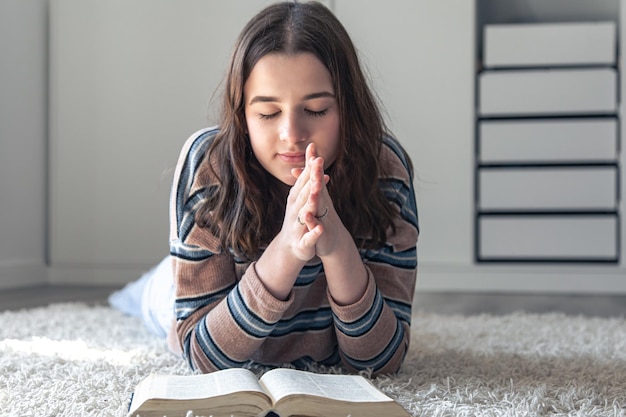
[0,0,48,289]
[336,0,476,266]
[47,0,276,285]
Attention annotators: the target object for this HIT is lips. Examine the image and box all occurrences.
[278,152,306,164]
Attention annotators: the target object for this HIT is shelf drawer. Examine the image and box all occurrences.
[483,22,616,68]
[479,215,618,260]
[479,167,618,210]
[479,119,618,163]
[478,68,617,117]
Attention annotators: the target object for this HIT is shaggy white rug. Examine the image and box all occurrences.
[0,303,625,417]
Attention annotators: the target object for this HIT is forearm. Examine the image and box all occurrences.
[253,232,309,300]
[177,264,293,372]
[319,226,368,306]
[329,270,411,376]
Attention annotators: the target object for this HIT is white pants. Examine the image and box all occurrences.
[109,255,175,338]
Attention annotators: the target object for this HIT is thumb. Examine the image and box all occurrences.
[291,167,304,178]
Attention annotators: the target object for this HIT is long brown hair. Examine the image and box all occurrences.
[197,1,409,259]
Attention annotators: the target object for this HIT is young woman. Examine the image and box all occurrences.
[112,0,418,377]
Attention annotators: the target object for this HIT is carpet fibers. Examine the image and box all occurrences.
[1,303,625,416]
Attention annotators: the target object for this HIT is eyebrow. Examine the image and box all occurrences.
[248,91,335,105]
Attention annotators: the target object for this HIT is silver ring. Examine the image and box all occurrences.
[296,206,328,225]
[315,206,329,220]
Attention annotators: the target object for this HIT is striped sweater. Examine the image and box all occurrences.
[169,127,419,376]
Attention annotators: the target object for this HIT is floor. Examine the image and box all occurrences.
[1,284,625,318]
[0,284,120,312]
[414,291,626,318]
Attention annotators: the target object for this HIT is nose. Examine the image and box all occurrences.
[279,114,307,143]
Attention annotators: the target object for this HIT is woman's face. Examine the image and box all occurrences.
[244,52,340,186]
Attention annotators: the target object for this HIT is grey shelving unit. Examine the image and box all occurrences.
[475,18,620,263]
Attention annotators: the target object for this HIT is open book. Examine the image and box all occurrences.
[127,367,410,417]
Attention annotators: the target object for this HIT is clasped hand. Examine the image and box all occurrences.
[285,143,338,261]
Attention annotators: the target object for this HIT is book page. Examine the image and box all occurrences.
[133,369,266,405]
[259,369,392,404]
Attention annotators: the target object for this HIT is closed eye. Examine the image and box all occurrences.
[259,111,280,120]
[305,109,328,118]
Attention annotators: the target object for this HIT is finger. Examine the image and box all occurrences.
[309,158,324,188]
[291,167,304,179]
[292,156,321,209]
[290,160,312,201]
[306,143,318,161]
[292,178,312,211]
[301,187,327,224]
[299,222,324,247]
